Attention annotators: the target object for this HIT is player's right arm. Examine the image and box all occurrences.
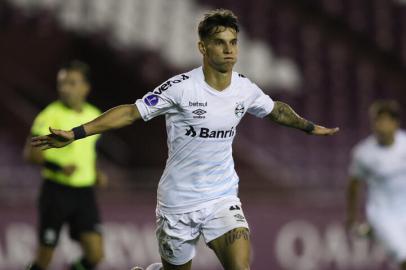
[346,176,372,237]
[346,176,362,227]
[32,104,141,150]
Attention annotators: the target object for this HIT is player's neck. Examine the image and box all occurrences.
[377,135,395,147]
[202,64,232,91]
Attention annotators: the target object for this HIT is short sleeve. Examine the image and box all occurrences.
[348,147,368,180]
[135,75,186,121]
[246,82,275,118]
[31,109,53,136]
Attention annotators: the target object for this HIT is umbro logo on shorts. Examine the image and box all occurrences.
[234,214,246,222]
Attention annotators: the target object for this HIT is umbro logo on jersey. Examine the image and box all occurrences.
[185,126,235,138]
[193,109,206,116]
[229,205,241,211]
[153,74,190,95]
[192,109,207,119]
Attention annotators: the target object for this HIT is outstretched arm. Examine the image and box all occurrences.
[269,101,339,135]
[32,104,141,149]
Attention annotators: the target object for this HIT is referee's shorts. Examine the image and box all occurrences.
[38,179,102,247]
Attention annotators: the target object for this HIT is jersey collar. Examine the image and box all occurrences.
[195,66,236,96]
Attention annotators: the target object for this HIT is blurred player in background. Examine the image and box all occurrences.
[347,100,406,269]
[32,9,338,270]
[23,61,106,270]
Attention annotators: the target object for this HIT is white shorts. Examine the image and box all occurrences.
[155,197,249,265]
[368,208,406,262]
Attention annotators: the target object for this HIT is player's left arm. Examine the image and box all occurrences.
[269,101,339,135]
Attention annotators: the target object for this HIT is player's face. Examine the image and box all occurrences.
[199,27,238,73]
[57,70,90,108]
[371,113,399,143]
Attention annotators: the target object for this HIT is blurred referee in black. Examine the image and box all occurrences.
[23,61,106,270]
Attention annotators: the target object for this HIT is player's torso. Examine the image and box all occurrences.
[367,150,406,180]
[157,78,249,211]
[362,135,406,182]
[169,79,248,142]
[361,133,406,207]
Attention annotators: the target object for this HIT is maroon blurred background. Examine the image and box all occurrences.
[1,0,406,269]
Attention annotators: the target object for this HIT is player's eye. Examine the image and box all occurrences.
[213,39,223,45]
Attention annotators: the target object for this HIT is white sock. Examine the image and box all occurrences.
[145,263,163,270]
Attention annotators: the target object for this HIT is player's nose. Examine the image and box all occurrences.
[223,43,233,54]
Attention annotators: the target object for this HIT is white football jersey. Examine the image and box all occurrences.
[135,67,274,213]
[350,130,406,214]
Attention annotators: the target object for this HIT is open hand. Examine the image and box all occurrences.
[310,125,340,136]
[31,127,74,150]
[62,165,76,176]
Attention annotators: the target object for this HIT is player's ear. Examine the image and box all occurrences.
[198,40,206,55]
[83,81,91,96]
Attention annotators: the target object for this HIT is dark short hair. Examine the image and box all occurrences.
[369,100,401,120]
[198,9,239,40]
[60,60,91,83]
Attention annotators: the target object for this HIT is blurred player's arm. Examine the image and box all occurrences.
[346,177,372,237]
[32,104,141,149]
[346,176,362,227]
[269,101,339,135]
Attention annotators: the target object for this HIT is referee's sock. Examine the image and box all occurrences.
[26,263,44,270]
[70,258,95,270]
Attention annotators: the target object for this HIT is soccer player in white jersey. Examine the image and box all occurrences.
[32,9,339,270]
[347,100,406,269]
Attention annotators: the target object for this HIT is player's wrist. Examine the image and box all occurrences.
[71,125,87,140]
[303,121,315,134]
[43,160,63,172]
